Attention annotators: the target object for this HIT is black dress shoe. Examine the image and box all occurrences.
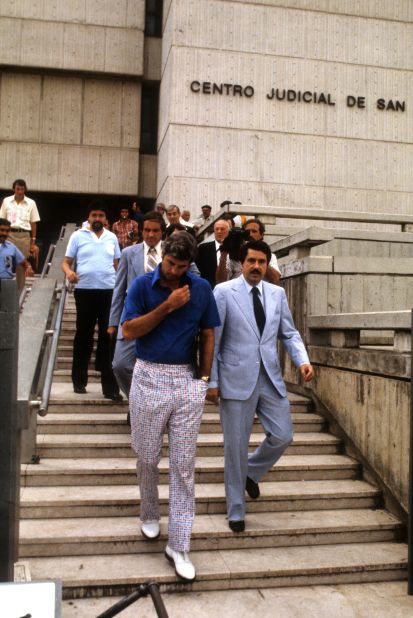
[104,392,123,401]
[246,476,260,499]
[73,384,86,394]
[229,520,245,533]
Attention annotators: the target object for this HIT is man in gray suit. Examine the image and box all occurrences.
[108,211,166,397]
[207,240,314,532]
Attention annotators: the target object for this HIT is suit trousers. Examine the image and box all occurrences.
[220,366,293,521]
[72,288,119,395]
[129,359,207,552]
[112,337,136,397]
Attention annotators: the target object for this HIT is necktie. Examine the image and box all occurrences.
[146,247,158,272]
[251,287,266,336]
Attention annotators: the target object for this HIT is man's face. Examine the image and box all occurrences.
[166,208,180,225]
[88,210,107,231]
[202,207,211,220]
[241,248,268,286]
[214,220,230,243]
[161,254,190,282]
[244,222,263,241]
[0,224,10,243]
[14,184,25,202]
[142,220,163,247]
[181,210,191,222]
[120,209,129,220]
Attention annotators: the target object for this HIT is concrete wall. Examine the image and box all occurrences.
[158,0,413,218]
[0,0,145,195]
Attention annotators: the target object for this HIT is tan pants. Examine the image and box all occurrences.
[9,230,30,290]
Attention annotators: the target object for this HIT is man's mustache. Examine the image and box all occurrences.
[251,269,261,274]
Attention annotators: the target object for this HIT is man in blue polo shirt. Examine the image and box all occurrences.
[0,217,31,280]
[122,232,220,582]
[62,200,121,399]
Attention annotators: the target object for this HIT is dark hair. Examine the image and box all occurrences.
[143,210,166,233]
[87,198,108,218]
[0,217,11,227]
[165,222,186,237]
[201,204,211,210]
[163,231,197,262]
[13,178,27,190]
[243,218,265,236]
[239,240,272,264]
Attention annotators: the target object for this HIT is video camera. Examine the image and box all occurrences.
[220,227,251,261]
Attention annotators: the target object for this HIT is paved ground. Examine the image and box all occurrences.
[62,582,413,617]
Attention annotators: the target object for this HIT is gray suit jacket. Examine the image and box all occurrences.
[210,277,309,399]
[109,242,200,333]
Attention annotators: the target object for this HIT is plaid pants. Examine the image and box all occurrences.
[129,358,207,552]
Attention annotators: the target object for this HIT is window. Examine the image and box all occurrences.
[145,0,163,37]
[140,84,159,154]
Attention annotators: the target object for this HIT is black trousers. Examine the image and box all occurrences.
[72,288,119,395]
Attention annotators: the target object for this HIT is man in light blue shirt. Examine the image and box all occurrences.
[62,200,121,399]
[0,217,31,280]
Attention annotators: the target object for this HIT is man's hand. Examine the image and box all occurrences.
[66,270,79,284]
[206,387,220,404]
[299,363,314,382]
[107,326,117,338]
[166,285,190,312]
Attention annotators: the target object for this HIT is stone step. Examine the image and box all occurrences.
[26,542,407,598]
[60,582,413,618]
[36,431,341,459]
[22,454,360,487]
[20,479,379,519]
[19,509,403,558]
[48,383,312,413]
[53,369,101,382]
[37,411,325,435]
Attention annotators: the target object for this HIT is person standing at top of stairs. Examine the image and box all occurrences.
[122,232,220,582]
[61,199,122,400]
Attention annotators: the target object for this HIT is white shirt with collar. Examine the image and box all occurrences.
[143,240,162,271]
[0,195,40,230]
[242,275,265,311]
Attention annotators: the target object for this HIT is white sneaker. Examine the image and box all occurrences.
[165,544,196,581]
[141,520,160,540]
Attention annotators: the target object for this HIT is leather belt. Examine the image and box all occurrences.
[10,228,29,233]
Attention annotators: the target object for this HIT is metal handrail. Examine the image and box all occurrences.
[38,283,67,416]
[96,582,169,618]
[41,242,56,278]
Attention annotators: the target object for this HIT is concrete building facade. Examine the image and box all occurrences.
[0,0,411,231]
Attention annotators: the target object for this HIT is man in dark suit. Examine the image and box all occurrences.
[195,218,230,288]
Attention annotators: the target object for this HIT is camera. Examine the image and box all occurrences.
[220,227,251,261]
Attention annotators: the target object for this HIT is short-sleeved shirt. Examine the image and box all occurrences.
[0,195,40,231]
[122,266,221,364]
[65,228,121,289]
[0,240,25,279]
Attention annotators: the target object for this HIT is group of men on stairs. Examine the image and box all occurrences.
[61,202,314,582]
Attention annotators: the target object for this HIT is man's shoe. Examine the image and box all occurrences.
[103,392,123,401]
[229,520,245,533]
[141,520,160,540]
[165,545,196,581]
[246,476,260,499]
[73,384,86,394]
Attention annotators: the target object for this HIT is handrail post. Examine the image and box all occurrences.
[409,308,413,594]
[0,279,20,581]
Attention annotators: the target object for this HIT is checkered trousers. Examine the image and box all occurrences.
[129,358,208,552]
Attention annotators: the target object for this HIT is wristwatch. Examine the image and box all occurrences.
[200,375,210,384]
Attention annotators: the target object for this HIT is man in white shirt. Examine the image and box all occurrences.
[62,200,121,398]
[165,205,195,233]
[0,178,40,289]
[191,204,214,232]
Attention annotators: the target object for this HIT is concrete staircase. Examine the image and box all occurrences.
[19,296,408,604]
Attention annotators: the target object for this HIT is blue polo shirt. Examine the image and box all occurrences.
[0,240,25,279]
[122,266,221,364]
[65,228,121,289]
